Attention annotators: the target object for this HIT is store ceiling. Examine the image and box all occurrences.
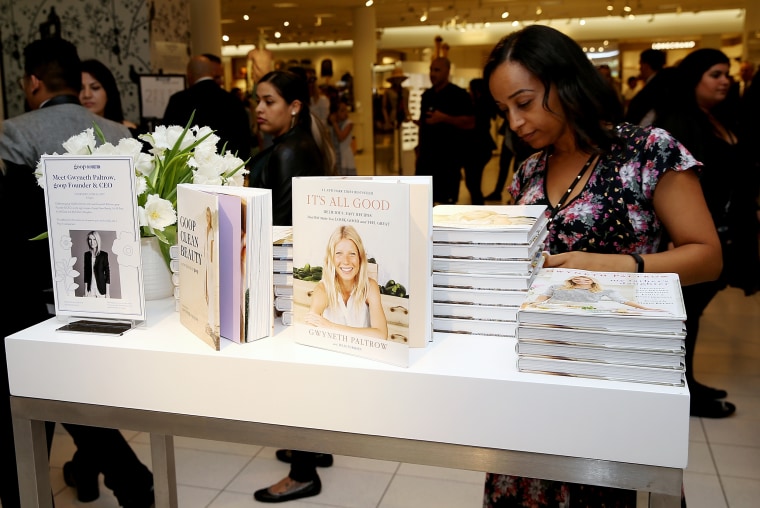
[220,0,747,46]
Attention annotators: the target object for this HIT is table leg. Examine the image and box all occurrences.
[12,416,53,508]
[149,433,178,508]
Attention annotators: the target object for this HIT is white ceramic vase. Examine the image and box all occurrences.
[141,236,174,300]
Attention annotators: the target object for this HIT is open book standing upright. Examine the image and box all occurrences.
[176,184,272,350]
[291,176,432,367]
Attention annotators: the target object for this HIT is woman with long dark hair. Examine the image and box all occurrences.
[248,69,335,503]
[653,48,760,418]
[482,24,721,507]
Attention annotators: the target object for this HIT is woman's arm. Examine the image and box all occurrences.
[365,279,388,339]
[543,170,721,286]
[331,117,353,142]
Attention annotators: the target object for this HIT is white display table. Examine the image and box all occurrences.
[7,298,688,507]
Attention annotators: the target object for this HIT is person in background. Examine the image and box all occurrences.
[736,60,756,98]
[382,66,411,130]
[247,69,335,503]
[80,59,139,132]
[0,37,154,508]
[415,57,475,204]
[625,48,667,125]
[306,67,330,127]
[622,75,642,113]
[329,100,357,175]
[83,231,110,298]
[653,48,760,418]
[162,54,251,163]
[596,63,623,106]
[482,24,721,507]
[463,78,497,205]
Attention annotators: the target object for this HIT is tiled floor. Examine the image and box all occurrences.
[47,148,759,507]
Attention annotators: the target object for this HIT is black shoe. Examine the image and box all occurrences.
[484,192,501,201]
[690,398,736,418]
[689,380,728,400]
[63,461,100,502]
[275,449,334,467]
[253,476,321,503]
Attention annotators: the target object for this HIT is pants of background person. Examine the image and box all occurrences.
[63,424,155,508]
[463,149,492,205]
[485,145,513,201]
[288,450,320,482]
[682,280,724,389]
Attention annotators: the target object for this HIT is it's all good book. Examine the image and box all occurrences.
[291,176,432,367]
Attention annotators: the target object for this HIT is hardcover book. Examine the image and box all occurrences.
[273,226,293,259]
[432,229,548,260]
[432,204,548,244]
[516,324,686,353]
[177,184,273,350]
[516,356,685,386]
[433,302,518,322]
[515,341,684,369]
[432,316,517,338]
[432,250,544,276]
[433,270,540,291]
[291,175,432,367]
[517,268,687,333]
[432,286,530,307]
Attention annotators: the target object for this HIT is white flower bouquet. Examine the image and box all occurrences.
[35,116,249,268]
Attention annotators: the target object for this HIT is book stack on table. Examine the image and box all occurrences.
[431,205,548,339]
[515,267,687,386]
[272,226,294,326]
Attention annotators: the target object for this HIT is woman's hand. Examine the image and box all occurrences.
[304,312,329,327]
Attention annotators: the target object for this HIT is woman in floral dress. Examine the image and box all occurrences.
[482,25,722,507]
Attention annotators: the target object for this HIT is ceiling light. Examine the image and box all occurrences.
[623,3,632,13]
[222,34,229,42]
[284,21,290,26]
[579,18,586,25]
[243,14,249,21]
[536,7,543,16]
[606,2,614,12]
[420,11,428,22]
[274,31,281,39]
[365,0,373,7]
[501,10,509,19]
[511,20,519,27]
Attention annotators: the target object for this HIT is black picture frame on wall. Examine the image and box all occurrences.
[137,74,186,122]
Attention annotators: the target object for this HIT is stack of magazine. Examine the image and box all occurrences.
[272,226,294,326]
[515,267,687,386]
[431,204,548,339]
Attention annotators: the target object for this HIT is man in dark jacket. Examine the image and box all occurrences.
[162,54,252,163]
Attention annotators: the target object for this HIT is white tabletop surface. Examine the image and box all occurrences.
[6,298,689,469]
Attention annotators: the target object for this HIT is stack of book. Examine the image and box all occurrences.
[431,204,548,339]
[169,245,180,311]
[272,226,294,326]
[515,267,687,386]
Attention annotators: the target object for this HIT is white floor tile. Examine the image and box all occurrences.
[721,476,760,508]
[379,474,483,508]
[686,441,718,475]
[173,448,253,490]
[178,484,223,508]
[710,444,760,480]
[683,471,728,508]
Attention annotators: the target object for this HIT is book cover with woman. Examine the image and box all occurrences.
[291,175,432,367]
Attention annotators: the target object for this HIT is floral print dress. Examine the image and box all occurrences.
[484,123,699,508]
[509,123,701,255]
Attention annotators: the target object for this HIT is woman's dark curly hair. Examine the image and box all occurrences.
[483,25,623,153]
